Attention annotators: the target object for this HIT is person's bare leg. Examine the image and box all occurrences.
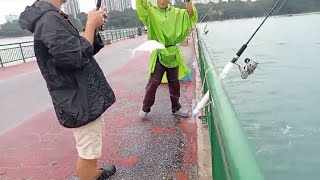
[76,157,102,180]
[73,118,116,179]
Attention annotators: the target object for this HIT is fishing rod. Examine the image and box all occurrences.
[96,0,102,10]
[220,0,285,79]
[199,3,217,35]
[96,0,106,31]
[193,0,286,115]
[199,3,217,23]
[275,0,287,14]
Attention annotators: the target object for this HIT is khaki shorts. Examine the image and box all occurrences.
[73,116,104,159]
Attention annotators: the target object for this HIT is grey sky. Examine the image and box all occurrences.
[0,0,250,24]
[0,0,136,24]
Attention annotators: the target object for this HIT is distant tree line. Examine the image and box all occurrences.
[186,0,320,22]
[1,0,319,38]
[0,20,32,37]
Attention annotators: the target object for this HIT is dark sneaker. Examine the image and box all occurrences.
[96,165,116,180]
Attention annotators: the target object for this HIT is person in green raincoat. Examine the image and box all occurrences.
[136,0,198,118]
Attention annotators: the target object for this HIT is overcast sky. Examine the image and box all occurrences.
[0,0,137,24]
[0,0,254,24]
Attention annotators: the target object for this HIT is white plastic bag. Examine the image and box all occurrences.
[131,40,165,58]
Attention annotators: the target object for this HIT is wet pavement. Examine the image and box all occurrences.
[0,35,198,180]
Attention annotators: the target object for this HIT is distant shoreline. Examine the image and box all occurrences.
[0,27,140,40]
[0,36,33,47]
[0,34,33,40]
[198,11,320,22]
[0,11,319,42]
[271,11,320,18]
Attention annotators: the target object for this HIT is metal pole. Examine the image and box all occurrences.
[19,43,26,63]
[0,54,3,67]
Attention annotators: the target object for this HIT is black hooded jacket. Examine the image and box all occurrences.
[19,1,116,128]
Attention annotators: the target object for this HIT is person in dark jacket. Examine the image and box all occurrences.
[19,0,116,179]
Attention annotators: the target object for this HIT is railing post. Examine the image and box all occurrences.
[0,54,3,67]
[19,43,26,63]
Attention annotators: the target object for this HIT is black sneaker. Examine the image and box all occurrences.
[96,165,116,180]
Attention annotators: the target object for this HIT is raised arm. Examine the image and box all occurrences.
[136,0,151,25]
[186,0,198,26]
[185,0,194,17]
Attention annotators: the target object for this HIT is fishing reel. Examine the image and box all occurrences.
[235,58,259,79]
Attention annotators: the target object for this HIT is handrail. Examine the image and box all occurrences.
[195,28,264,180]
[0,41,34,47]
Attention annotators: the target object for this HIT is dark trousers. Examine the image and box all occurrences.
[142,61,181,113]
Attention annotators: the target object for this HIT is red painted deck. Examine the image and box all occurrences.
[0,36,198,179]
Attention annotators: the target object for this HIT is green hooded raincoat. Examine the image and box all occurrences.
[136,0,198,83]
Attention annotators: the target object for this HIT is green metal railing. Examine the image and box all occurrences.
[0,28,142,67]
[0,41,34,67]
[99,28,139,42]
[195,29,264,180]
